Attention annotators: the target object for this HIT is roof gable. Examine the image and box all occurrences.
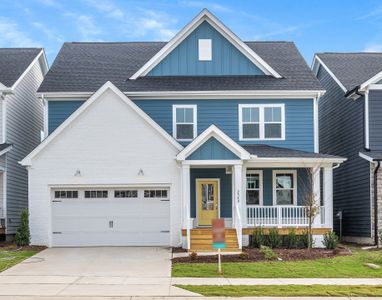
[130,9,281,80]
[148,21,265,76]
[21,81,183,166]
[177,124,250,161]
[187,137,239,160]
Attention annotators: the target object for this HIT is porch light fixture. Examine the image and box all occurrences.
[138,169,144,176]
[74,169,81,177]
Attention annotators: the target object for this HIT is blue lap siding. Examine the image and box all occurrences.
[369,90,382,151]
[48,101,84,134]
[317,65,371,238]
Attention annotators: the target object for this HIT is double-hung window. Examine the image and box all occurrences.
[246,170,263,205]
[273,170,297,205]
[239,104,284,140]
[173,105,197,141]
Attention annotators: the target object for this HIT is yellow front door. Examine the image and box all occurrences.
[197,179,219,226]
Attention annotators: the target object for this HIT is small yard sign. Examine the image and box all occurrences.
[212,218,225,274]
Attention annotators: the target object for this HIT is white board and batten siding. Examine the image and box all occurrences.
[51,187,170,246]
[5,56,45,233]
[27,87,182,247]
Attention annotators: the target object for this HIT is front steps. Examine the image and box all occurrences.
[189,228,240,252]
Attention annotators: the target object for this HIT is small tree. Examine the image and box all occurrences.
[302,166,321,249]
[15,209,30,247]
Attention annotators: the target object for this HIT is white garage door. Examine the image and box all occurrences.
[51,187,170,247]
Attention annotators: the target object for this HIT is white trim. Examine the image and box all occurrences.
[1,98,6,144]
[365,89,370,150]
[245,169,263,206]
[195,178,220,226]
[272,170,297,206]
[11,50,49,90]
[0,82,7,90]
[368,84,382,90]
[130,9,281,79]
[360,71,382,91]
[359,151,376,162]
[39,90,325,100]
[1,171,6,219]
[42,96,48,139]
[0,145,12,157]
[312,55,347,92]
[177,124,251,161]
[172,104,197,141]
[20,81,183,166]
[313,97,319,153]
[239,104,285,141]
[182,160,243,166]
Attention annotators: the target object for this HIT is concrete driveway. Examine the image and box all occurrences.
[0,247,199,297]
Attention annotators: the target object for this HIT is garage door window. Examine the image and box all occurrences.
[84,190,108,198]
[54,191,78,199]
[144,190,168,198]
[114,190,138,198]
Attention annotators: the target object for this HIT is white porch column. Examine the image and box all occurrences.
[233,164,244,223]
[312,166,322,227]
[323,166,333,229]
[181,164,191,228]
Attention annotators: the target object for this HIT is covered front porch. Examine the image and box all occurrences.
[177,125,346,251]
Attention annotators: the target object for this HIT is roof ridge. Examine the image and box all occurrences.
[318,52,382,55]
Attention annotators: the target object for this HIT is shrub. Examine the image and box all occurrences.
[15,209,30,247]
[379,230,382,247]
[239,252,250,260]
[251,228,265,248]
[286,228,298,249]
[259,245,278,260]
[189,251,198,261]
[299,229,314,248]
[323,231,339,249]
[266,228,282,248]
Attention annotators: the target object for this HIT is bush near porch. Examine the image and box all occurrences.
[172,247,382,278]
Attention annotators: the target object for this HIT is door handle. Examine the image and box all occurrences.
[109,220,113,228]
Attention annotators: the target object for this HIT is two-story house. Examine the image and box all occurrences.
[0,48,48,238]
[21,10,344,250]
[313,53,382,245]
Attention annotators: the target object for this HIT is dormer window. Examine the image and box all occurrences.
[198,39,212,61]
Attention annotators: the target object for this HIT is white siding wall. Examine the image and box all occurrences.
[5,57,44,233]
[28,89,182,246]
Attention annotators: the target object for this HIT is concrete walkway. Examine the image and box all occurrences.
[173,277,382,285]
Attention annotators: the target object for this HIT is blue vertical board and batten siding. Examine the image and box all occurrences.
[317,65,371,237]
[47,99,314,152]
[48,101,85,134]
[369,90,382,151]
[187,137,239,160]
[148,21,264,76]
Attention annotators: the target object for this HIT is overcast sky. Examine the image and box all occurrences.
[2,0,382,65]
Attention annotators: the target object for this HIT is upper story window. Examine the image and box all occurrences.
[273,170,297,206]
[246,170,263,205]
[173,105,197,141]
[198,39,212,61]
[239,104,285,140]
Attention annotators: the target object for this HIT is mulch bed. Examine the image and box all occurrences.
[172,247,188,253]
[0,242,46,252]
[172,247,352,264]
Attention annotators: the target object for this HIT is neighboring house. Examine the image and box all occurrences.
[313,53,382,245]
[0,48,48,238]
[21,10,344,250]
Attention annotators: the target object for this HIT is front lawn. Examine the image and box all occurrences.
[177,285,382,297]
[172,248,382,278]
[0,245,43,272]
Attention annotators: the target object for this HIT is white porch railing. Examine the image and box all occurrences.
[247,206,325,227]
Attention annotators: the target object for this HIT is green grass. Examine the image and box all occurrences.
[0,248,39,272]
[172,248,382,278]
[177,285,382,297]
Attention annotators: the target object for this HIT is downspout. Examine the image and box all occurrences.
[374,161,380,246]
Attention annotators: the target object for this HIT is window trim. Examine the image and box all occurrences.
[246,169,263,206]
[238,104,285,141]
[272,170,297,206]
[172,104,197,141]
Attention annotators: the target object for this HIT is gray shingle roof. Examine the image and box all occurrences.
[317,53,382,91]
[38,41,323,93]
[0,48,42,88]
[242,144,343,159]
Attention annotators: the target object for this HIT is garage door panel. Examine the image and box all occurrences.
[51,187,170,247]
